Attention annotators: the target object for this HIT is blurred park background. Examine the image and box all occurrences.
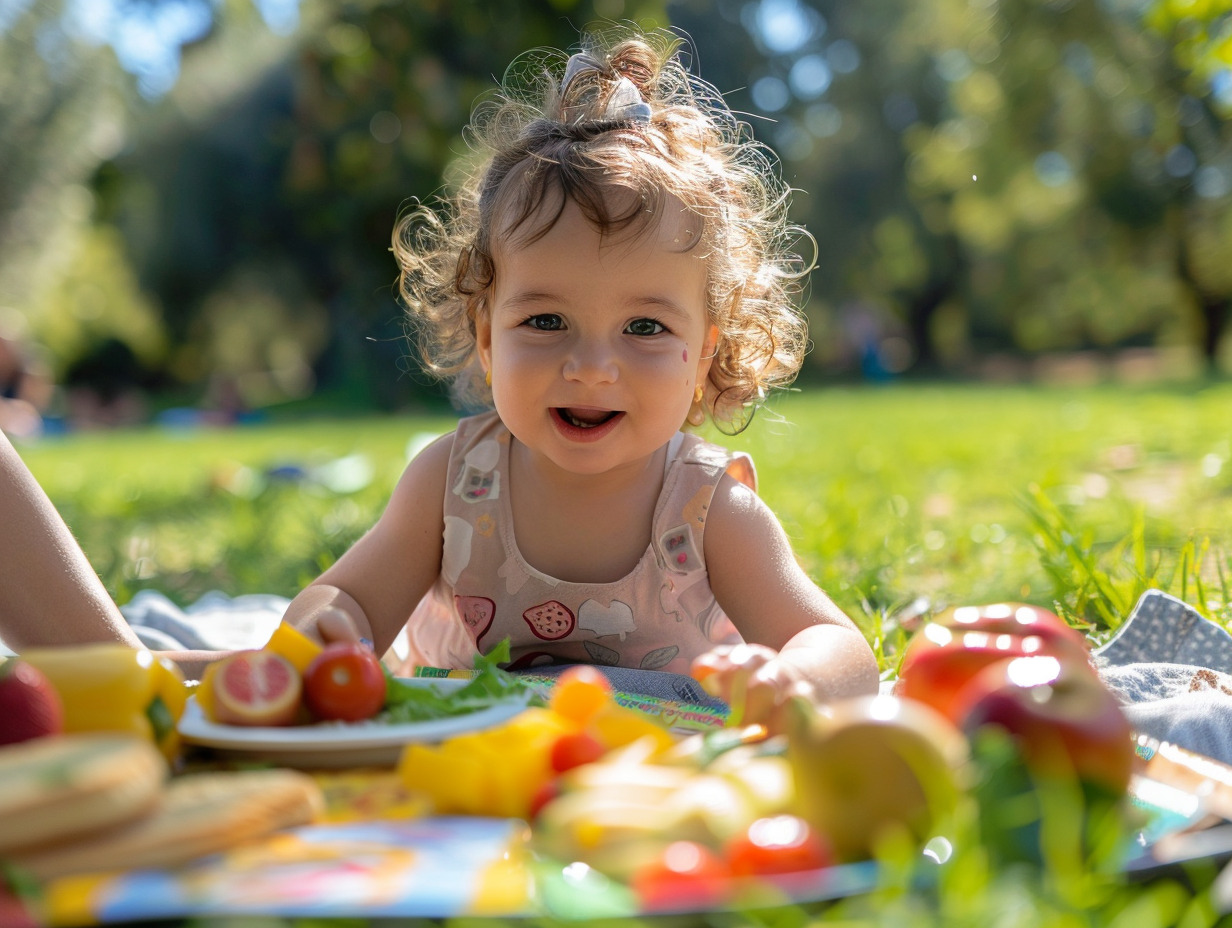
[6,0,1232,434]
[7,0,1232,644]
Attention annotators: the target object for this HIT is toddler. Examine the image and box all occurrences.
[282,27,879,725]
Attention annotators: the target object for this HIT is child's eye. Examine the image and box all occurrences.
[625,318,665,336]
[523,314,564,330]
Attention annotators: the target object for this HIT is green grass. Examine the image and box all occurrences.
[19,381,1232,670]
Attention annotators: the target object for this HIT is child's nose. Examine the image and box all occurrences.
[563,339,618,384]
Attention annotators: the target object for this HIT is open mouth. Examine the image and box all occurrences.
[555,407,621,430]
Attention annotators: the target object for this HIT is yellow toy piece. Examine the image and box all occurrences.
[586,702,675,754]
[21,645,188,762]
[399,707,576,819]
[263,623,324,674]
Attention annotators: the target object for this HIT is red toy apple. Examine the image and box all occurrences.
[0,659,64,746]
[953,654,1134,796]
[933,603,1087,647]
[894,603,1092,724]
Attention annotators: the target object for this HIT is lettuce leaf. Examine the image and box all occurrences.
[379,638,539,724]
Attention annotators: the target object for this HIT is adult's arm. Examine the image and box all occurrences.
[0,429,144,651]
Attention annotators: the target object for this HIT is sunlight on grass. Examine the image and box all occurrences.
[17,382,1232,666]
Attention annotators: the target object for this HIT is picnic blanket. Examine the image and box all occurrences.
[1092,589,1232,766]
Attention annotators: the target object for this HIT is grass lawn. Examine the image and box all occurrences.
[18,380,1232,672]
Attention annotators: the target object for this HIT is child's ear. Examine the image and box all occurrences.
[475,311,493,372]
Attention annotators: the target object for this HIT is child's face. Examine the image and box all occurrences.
[477,192,716,479]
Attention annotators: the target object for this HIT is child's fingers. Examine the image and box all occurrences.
[691,645,784,723]
[712,665,779,728]
[764,679,820,736]
[316,607,362,645]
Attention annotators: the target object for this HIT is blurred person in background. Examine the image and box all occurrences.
[0,328,54,439]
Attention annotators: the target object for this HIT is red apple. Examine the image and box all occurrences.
[894,603,1092,723]
[899,603,1089,675]
[0,659,64,746]
[936,603,1087,648]
[953,654,1134,796]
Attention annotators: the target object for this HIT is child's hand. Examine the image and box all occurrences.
[691,643,818,732]
[314,606,364,646]
[282,585,373,650]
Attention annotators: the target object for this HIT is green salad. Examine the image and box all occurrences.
[378,639,540,724]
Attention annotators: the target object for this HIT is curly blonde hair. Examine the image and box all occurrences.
[392,26,813,431]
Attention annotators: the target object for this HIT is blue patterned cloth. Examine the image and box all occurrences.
[1094,590,1232,765]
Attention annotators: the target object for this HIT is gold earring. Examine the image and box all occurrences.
[485,368,492,387]
[687,384,706,427]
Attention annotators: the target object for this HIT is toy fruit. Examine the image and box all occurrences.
[785,694,968,862]
[21,645,187,760]
[303,643,387,722]
[724,814,833,876]
[549,665,613,724]
[212,650,302,727]
[954,654,1135,796]
[630,840,731,912]
[0,659,63,746]
[894,604,1092,724]
[263,622,325,674]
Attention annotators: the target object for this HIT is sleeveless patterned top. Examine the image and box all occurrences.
[392,411,756,674]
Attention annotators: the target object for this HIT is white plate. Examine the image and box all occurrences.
[178,677,532,769]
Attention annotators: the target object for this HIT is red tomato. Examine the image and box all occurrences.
[940,603,1085,640]
[528,778,561,819]
[549,730,606,772]
[724,815,833,877]
[630,841,731,912]
[303,643,387,722]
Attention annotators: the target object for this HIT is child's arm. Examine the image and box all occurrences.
[281,432,453,656]
[698,474,881,725]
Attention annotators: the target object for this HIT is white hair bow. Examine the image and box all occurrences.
[560,52,653,125]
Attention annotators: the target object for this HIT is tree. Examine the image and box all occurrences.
[0,1,142,365]
[1136,0,1232,368]
[95,0,672,408]
[674,0,1221,376]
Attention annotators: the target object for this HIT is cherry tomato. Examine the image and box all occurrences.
[548,665,612,724]
[630,841,730,911]
[528,778,561,819]
[303,643,387,722]
[549,730,606,772]
[724,815,833,877]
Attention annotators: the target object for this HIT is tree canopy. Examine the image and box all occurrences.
[3,0,1231,417]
